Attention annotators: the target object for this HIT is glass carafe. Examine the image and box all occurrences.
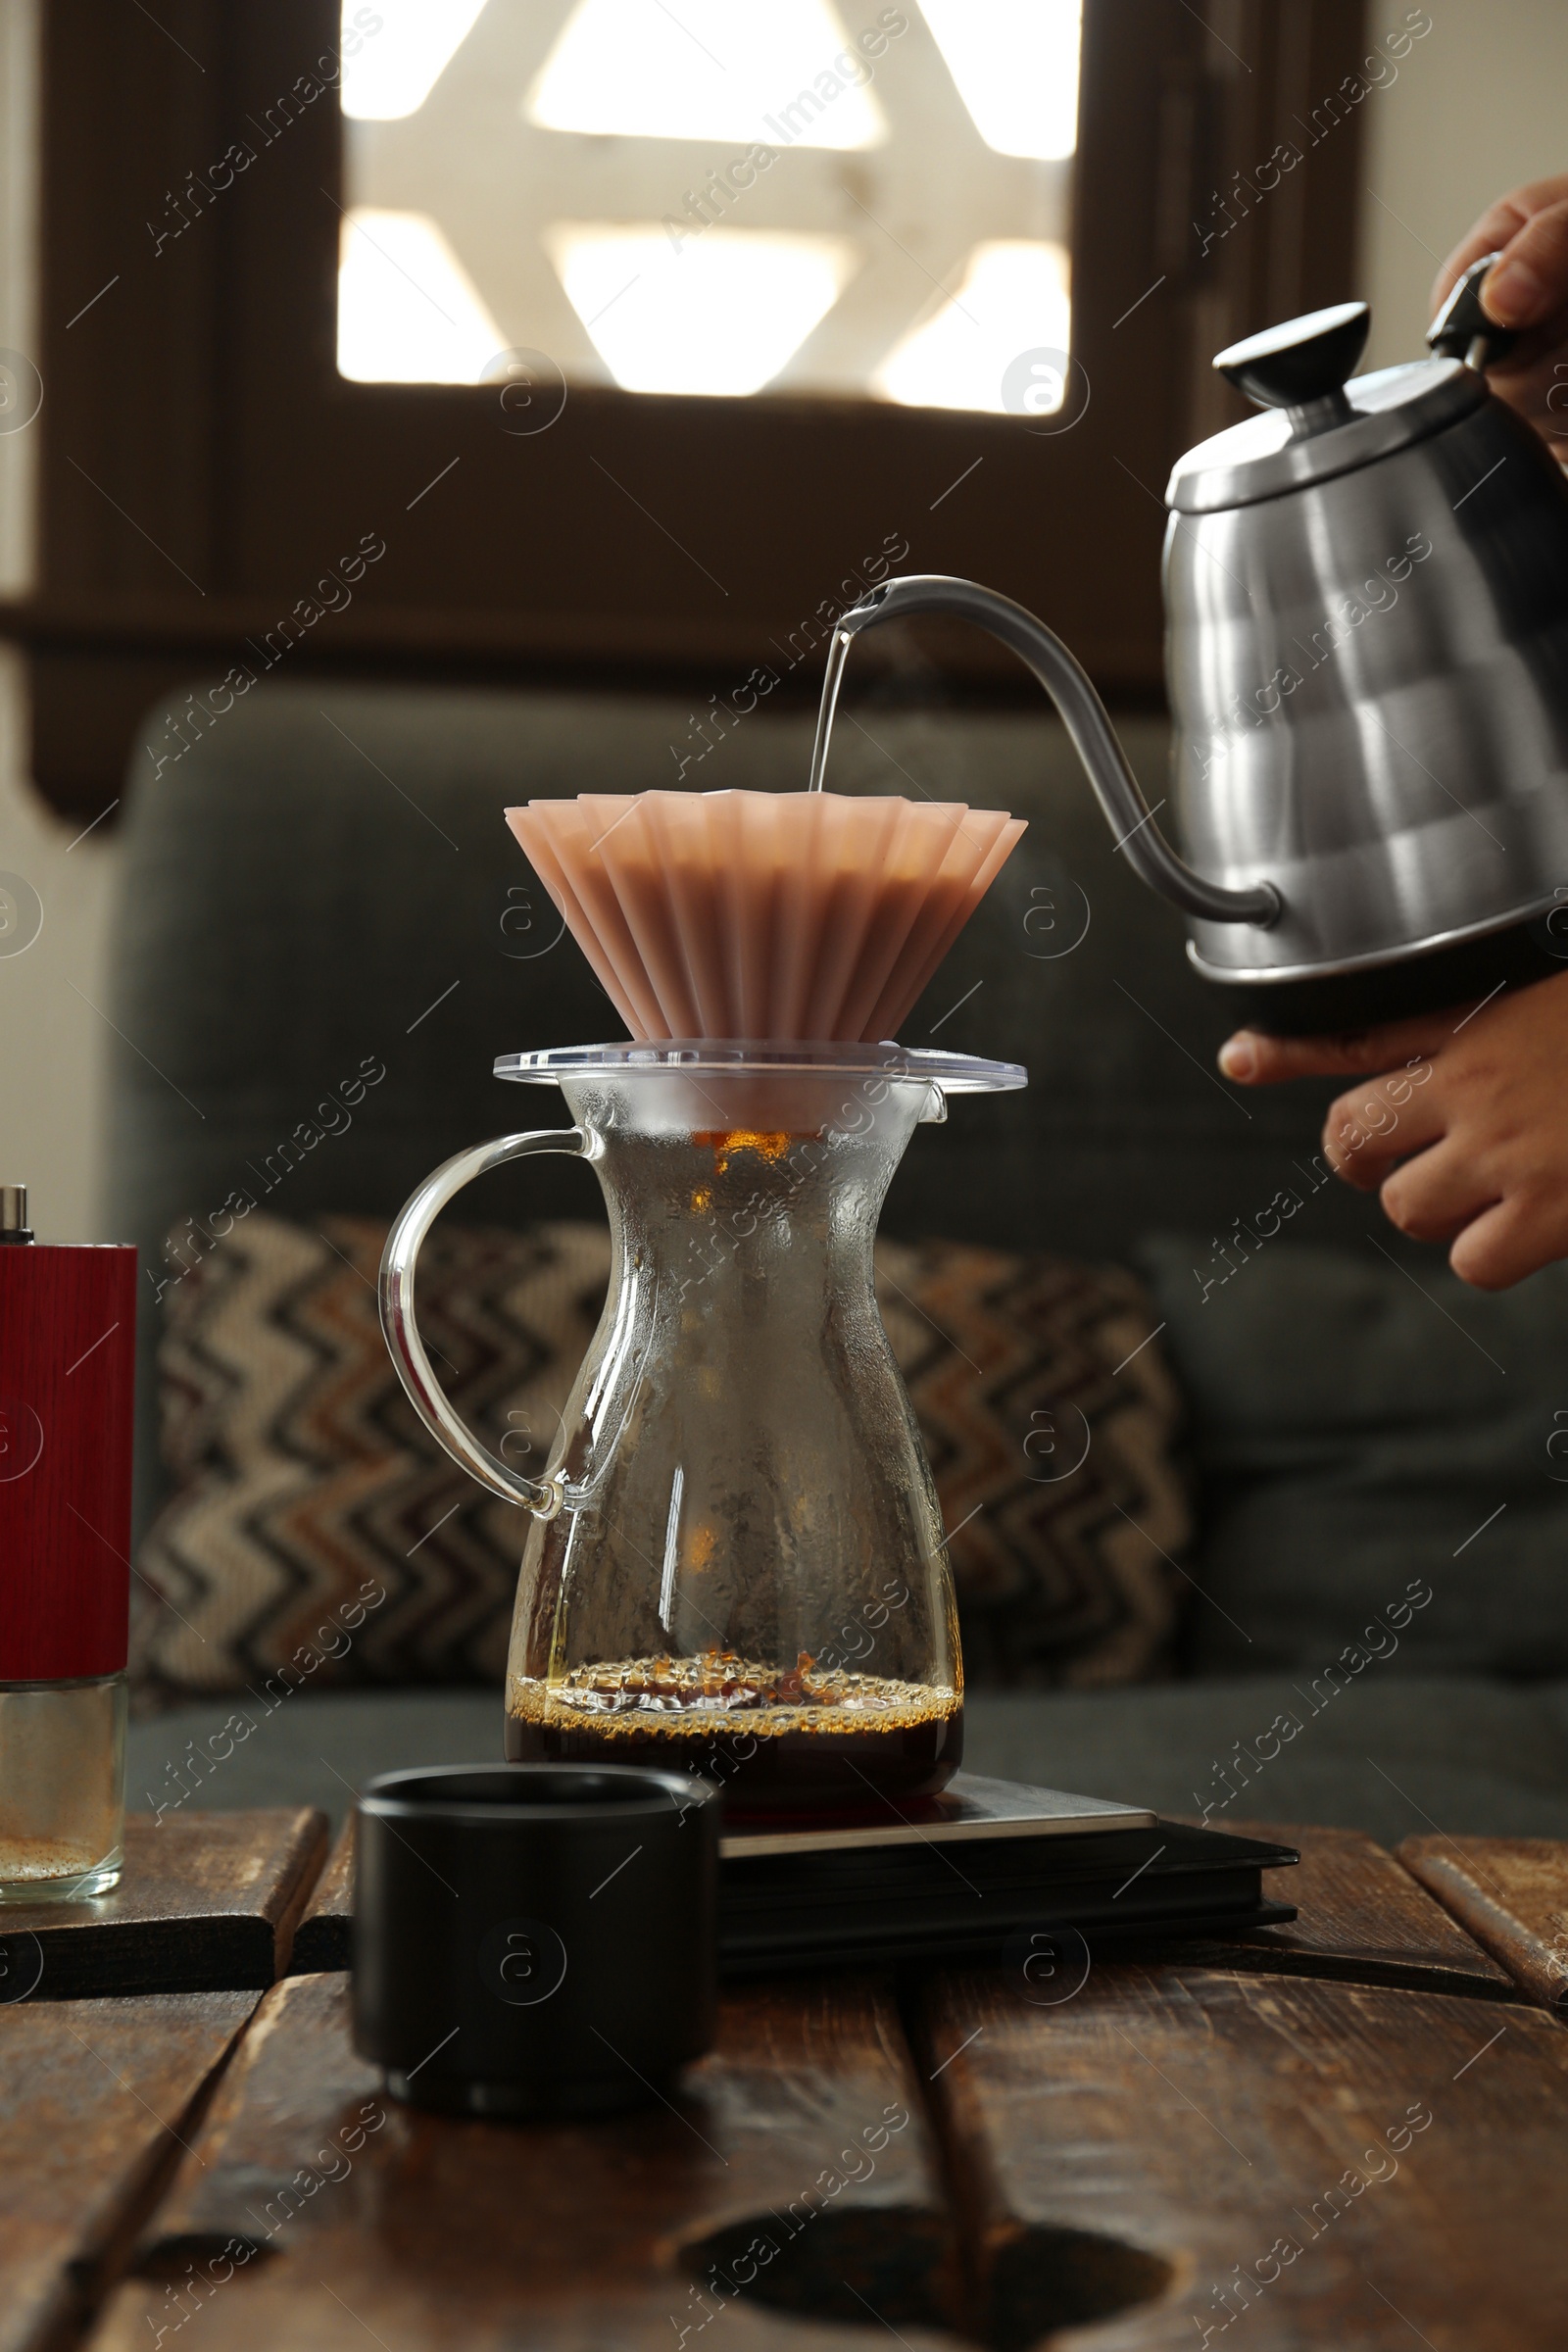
[380,1043,1025,1815]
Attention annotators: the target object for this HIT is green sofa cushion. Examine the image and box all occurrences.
[1142,1237,1568,1679]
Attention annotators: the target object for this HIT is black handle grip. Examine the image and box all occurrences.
[1212,301,1369,413]
[1427,253,1519,368]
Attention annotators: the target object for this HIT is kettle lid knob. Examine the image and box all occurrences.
[1213,301,1368,434]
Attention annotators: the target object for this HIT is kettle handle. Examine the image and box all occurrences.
[1427,252,1520,371]
[379,1126,591,1519]
[836,573,1281,928]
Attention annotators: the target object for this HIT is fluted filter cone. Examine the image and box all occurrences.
[506,791,1026,1041]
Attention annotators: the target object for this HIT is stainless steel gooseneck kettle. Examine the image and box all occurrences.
[837,257,1568,1031]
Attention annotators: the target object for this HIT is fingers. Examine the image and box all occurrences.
[1447,1193,1568,1292]
[1485,196,1568,329]
[1215,959,1568,1293]
[1218,1021,1444,1087]
[1430,175,1568,319]
[1378,1135,1492,1242]
[1325,1076,1446,1189]
[1433,193,1534,316]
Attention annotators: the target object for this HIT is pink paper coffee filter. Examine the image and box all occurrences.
[506,791,1026,1042]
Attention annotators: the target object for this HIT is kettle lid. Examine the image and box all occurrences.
[1166,299,1485,514]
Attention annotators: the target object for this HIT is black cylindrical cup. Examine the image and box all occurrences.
[352,1763,720,2119]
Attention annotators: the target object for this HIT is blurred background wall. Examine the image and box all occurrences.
[1359,0,1567,368]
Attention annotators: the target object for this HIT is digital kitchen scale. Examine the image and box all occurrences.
[717,1773,1298,1976]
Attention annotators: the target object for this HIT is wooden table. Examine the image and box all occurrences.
[5,1810,1568,2350]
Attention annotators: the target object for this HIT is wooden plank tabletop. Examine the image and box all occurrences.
[81,1947,1568,2352]
[287,1817,354,1977]
[1399,1834,1568,2016]
[0,1810,328,1999]
[95,1971,948,2351]
[1152,1819,1516,2000]
[918,1960,1568,2349]
[1,1810,1560,2349]
[0,1989,256,2352]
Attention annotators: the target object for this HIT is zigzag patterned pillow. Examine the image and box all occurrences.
[133,1213,1190,1706]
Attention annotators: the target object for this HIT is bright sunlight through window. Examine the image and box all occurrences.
[874,239,1070,412]
[340,0,490,122]
[916,0,1082,162]
[338,1,1079,409]
[337,208,506,381]
[543,222,858,396]
[526,0,888,148]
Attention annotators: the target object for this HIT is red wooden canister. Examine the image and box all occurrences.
[0,1230,137,1682]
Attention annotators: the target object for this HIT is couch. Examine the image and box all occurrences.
[111,676,1568,1838]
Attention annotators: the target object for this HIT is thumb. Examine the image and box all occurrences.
[1484,197,1568,327]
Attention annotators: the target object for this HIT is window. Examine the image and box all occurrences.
[338,0,1081,415]
[8,0,1370,819]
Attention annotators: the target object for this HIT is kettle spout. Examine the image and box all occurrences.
[836,573,1281,930]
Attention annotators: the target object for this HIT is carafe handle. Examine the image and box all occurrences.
[379,1127,591,1519]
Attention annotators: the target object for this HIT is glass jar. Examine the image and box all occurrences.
[0,1674,126,1902]
[381,1042,1025,1817]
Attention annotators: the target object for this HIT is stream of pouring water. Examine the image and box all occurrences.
[807,628,855,793]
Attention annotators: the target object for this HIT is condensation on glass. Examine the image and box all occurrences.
[334,0,1079,415]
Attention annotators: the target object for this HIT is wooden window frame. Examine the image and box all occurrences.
[3,0,1367,817]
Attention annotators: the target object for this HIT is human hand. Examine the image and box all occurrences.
[1432,174,1568,454]
[1217,968,1568,1290]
